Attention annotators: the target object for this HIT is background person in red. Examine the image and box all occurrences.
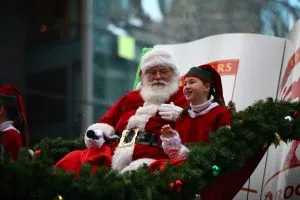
[0,84,29,160]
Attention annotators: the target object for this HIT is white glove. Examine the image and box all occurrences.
[84,127,105,149]
[177,145,190,159]
[158,102,183,121]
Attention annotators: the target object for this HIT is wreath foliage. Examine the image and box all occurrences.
[1,98,300,200]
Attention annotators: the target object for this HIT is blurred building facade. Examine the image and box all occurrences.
[0,0,299,144]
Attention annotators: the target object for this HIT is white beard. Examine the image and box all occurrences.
[140,76,179,105]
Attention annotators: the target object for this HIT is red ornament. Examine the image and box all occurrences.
[169,179,183,192]
[169,182,175,190]
[293,111,299,119]
[34,150,41,155]
[158,164,166,172]
[175,180,183,192]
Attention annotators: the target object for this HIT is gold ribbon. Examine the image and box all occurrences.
[273,132,282,147]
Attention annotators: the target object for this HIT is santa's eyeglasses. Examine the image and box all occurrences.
[145,67,173,77]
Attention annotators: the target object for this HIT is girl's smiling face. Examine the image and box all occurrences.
[183,76,211,105]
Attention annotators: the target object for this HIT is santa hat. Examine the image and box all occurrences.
[140,48,179,75]
[0,84,30,147]
[185,64,225,105]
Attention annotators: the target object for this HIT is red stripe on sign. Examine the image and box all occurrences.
[281,77,300,100]
[262,163,300,190]
[280,47,300,92]
[208,59,240,76]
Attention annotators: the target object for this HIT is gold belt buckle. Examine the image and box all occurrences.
[118,128,139,148]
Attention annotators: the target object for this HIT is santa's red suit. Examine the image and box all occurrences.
[0,121,23,160]
[55,88,188,174]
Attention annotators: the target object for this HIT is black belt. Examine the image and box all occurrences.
[117,130,158,147]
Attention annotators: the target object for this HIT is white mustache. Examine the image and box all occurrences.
[150,80,168,86]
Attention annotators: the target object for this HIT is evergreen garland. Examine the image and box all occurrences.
[1,98,300,200]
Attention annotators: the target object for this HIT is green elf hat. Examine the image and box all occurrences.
[185,64,225,105]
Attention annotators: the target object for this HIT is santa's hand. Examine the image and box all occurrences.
[158,102,183,121]
[84,127,105,149]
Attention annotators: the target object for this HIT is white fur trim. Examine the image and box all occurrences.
[120,158,156,173]
[0,121,19,133]
[113,104,159,170]
[136,104,158,115]
[86,123,115,138]
[188,102,219,118]
[126,104,158,131]
[178,145,190,159]
[141,48,179,74]
[112,146,135,171]
[84,123,114,149]
[84,130,105,149]
[28,149,34,158]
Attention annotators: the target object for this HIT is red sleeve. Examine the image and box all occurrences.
[215,106,232,129]
[2,130,23,160]
[97,94,127,126]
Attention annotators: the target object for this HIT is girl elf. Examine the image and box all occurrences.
[155,64,266,200]
[159,64,231,159]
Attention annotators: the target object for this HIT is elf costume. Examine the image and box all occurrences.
[176,65,231,143]
[150,64,266,200]
[0,84,29,160]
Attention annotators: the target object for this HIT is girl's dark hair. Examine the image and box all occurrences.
[179,106,190,121]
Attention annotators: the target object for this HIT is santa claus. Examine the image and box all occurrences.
[55,47,188,174]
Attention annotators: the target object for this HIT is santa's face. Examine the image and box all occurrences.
[140,66,179,104]
[143,66,174,89]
